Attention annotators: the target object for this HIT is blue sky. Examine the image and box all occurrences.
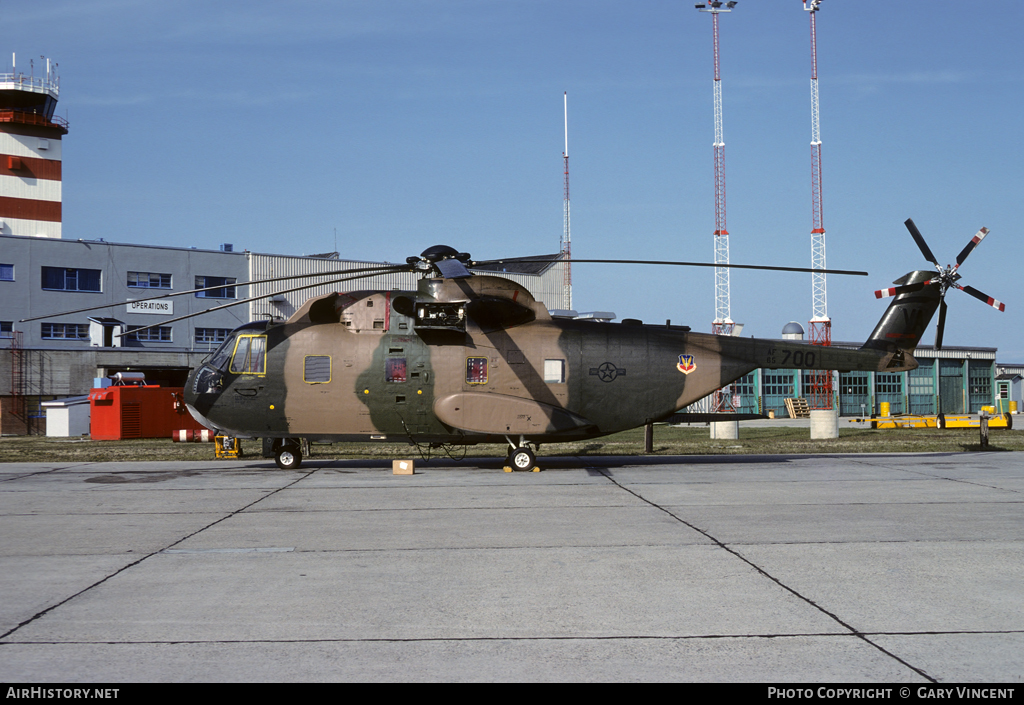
[6,1,1023,357]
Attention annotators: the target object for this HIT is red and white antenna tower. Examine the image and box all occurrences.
[804,0,833,410]
[561,91,572,310]
[697,2,737,337]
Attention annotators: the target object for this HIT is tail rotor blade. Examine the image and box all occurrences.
[874,281,927,299]
[955,227,990,267]
[960,284,1006,312]
[905,218,939,267]
[935,298,947,350]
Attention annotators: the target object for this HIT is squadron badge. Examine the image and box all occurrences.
[676,354,696,375]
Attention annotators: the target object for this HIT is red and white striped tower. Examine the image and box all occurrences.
[804,0,833,410]
[698,2,737,413]
[561,92,572,310]
[0,56,67,239]
[696,2,736,338]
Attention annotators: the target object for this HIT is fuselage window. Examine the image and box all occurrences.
[304,355,331,384]
[544,359,565,384]
[386,358,407,383]
[466,357,488,385]
[229,335,267,375]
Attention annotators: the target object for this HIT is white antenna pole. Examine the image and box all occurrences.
[564,92,568,157]
[561,92,572,310]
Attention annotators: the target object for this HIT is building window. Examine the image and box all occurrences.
[0,263,13,281]
[128,271,172,289]
[41,323,89,340]
[0,321,12,338]
[195,328,231,344]
[195,276,236,299]
[125,325,172,342]
[763,372,795,396]
[42,267,102,292]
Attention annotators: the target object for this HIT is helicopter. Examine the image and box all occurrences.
[24,219,1003,471]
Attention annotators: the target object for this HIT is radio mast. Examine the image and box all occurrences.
[696,2,737,337]
[561,92,572,310]
[804,0,833,410]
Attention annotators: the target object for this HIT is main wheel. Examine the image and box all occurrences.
[510,447,535,471]
[275,445,302,470]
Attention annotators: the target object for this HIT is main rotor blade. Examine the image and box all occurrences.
[935,298,947,351]
[959,284,1006,312]
[113,266,412,338]
[955,227,990,267]
[904,218,939,267]
[434,258,473,279]
[472,257,868,277]
[20,263,412,323]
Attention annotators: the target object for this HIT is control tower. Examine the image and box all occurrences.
[0,56,67,238]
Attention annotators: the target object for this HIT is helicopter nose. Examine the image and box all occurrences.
[183,370,197,405]
[185,402,221,433]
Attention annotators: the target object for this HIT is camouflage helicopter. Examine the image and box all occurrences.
[26,219,1003,470]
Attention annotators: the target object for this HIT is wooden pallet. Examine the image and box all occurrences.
[785,398,810,419]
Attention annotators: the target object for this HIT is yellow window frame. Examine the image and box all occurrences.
[466,356,488,385]
[304,355,332,384]
[229,334,267,376]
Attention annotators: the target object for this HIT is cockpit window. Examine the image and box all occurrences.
[229,335,267,375]
[204,320,271,371]
[208,339,235,371]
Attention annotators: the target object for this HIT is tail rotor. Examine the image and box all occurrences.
[873,218,1005,350]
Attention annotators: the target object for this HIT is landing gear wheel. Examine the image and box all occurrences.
[936,414,946,430]
[276,445,302,470]
[510,447,536,471]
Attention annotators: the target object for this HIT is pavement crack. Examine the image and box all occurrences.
[0,469,318,642]
[594,468,939,684]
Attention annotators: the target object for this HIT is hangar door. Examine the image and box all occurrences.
[839,372,870,417]
[938,360,964,415]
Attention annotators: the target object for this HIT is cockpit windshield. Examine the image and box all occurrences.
[203,320,271,372]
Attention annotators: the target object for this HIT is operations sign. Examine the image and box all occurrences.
[127,300,173,315]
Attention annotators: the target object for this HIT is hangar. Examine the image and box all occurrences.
[726,344,1000,418]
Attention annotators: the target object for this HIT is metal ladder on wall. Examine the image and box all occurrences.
[9,331,25,421]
